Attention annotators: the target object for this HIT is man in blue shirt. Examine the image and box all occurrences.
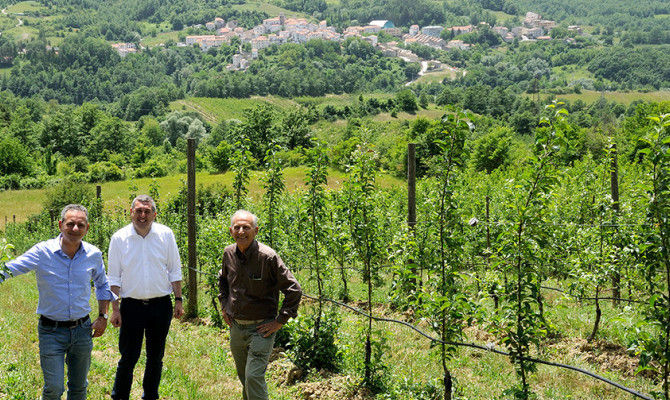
[0,204,116,400]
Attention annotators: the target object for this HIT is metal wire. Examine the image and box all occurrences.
[185,265,654,399]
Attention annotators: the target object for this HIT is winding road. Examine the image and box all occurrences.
[1,8,23,27]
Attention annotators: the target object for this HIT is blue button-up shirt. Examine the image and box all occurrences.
[2,235,116,321]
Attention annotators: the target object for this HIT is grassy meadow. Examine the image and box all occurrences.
[0,263,662,399]
[544,90,670,105]
[0,167,404,227]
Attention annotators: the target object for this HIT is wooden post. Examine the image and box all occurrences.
[96,185,101,199]
[610,144,619,212]
[186,138,198,318]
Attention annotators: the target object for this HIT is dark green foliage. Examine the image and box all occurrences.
[632,113,670,399]
[0,135,33,176]
[395,89,418,113]
[42,179,95,220]
[505,0,669,34]
[193,39,409,98]
[86,115,131,162]
[134,158,168,178]
[471,127,512,173]
[40,106,84,157]
[210,141,232,173]
[587,46,670,89]
[285,311,342,372]
[88,161,125,182]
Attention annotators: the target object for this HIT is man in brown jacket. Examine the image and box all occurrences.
[218,209,302,400]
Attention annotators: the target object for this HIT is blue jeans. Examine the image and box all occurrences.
[229,320,276,400]
[38,318,93,400]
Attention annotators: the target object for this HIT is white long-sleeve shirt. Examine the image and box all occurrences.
[107,222,182,299]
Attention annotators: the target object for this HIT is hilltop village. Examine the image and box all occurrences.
[112,12,580,71]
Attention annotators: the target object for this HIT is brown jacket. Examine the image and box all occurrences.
[218,240,301,324]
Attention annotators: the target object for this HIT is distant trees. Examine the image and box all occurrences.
[0,135,33,176]
[587,46,670,89]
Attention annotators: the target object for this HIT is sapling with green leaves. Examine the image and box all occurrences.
[262,145,285,249]
[0,238,14,282]
[231,139,253,210]
[303,145,328,332]
[326,190,354,301]
[494,103,567,399]
[288,145,342,372]
[557,156,614,342]
[425,110,475,400]
[345,142,386,391]
[635,113,670,400]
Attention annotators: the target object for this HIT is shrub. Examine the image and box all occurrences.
[20,175,51,189]
[470,127,512,173]
[286,311,342,372]
[135,158,168,178]
[0,174,21,190]
[275,147,306,167]
[42,179,95,219]
[88,161,125,182]
[0,135,33,176]
[395,89,418,113]
[210,141,232,173]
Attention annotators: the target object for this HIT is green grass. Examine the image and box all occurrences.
[6,0,43,14]
[230,1,302,17]
[411,68,459,85]
[547,90,670,105]
[0,167,403,226]
[173,94,442,125]
[0,266,662,399]
[4,24,39,41]
[552,65,595,81]
[140,30,182,47]
[371,106,446,122]
[171,97,302,123]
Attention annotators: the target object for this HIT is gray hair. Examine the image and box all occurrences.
[131,195,157,212]
[60,204,89,222]
[230,209,258,228]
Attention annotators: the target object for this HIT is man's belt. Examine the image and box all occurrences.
[235,318,265,325]
[40,315,90,328]
[124,295,171,305]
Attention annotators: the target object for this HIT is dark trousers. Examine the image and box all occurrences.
[111,296,173,400]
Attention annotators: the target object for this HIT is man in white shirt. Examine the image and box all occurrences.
[107,195,184,400]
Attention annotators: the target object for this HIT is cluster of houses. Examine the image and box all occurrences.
[397,12,575,53]
[110,12,582,70]
[110,42,138,57]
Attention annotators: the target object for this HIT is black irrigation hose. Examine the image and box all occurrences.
[187,265,654,399]
[303,293,655,400]
[540,285,646,304]
[411,219,655,228]
[189,265,648,305]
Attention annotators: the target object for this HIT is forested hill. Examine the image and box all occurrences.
[0,0,666,108]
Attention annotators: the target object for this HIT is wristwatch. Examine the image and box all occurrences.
[99,313,109,320]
